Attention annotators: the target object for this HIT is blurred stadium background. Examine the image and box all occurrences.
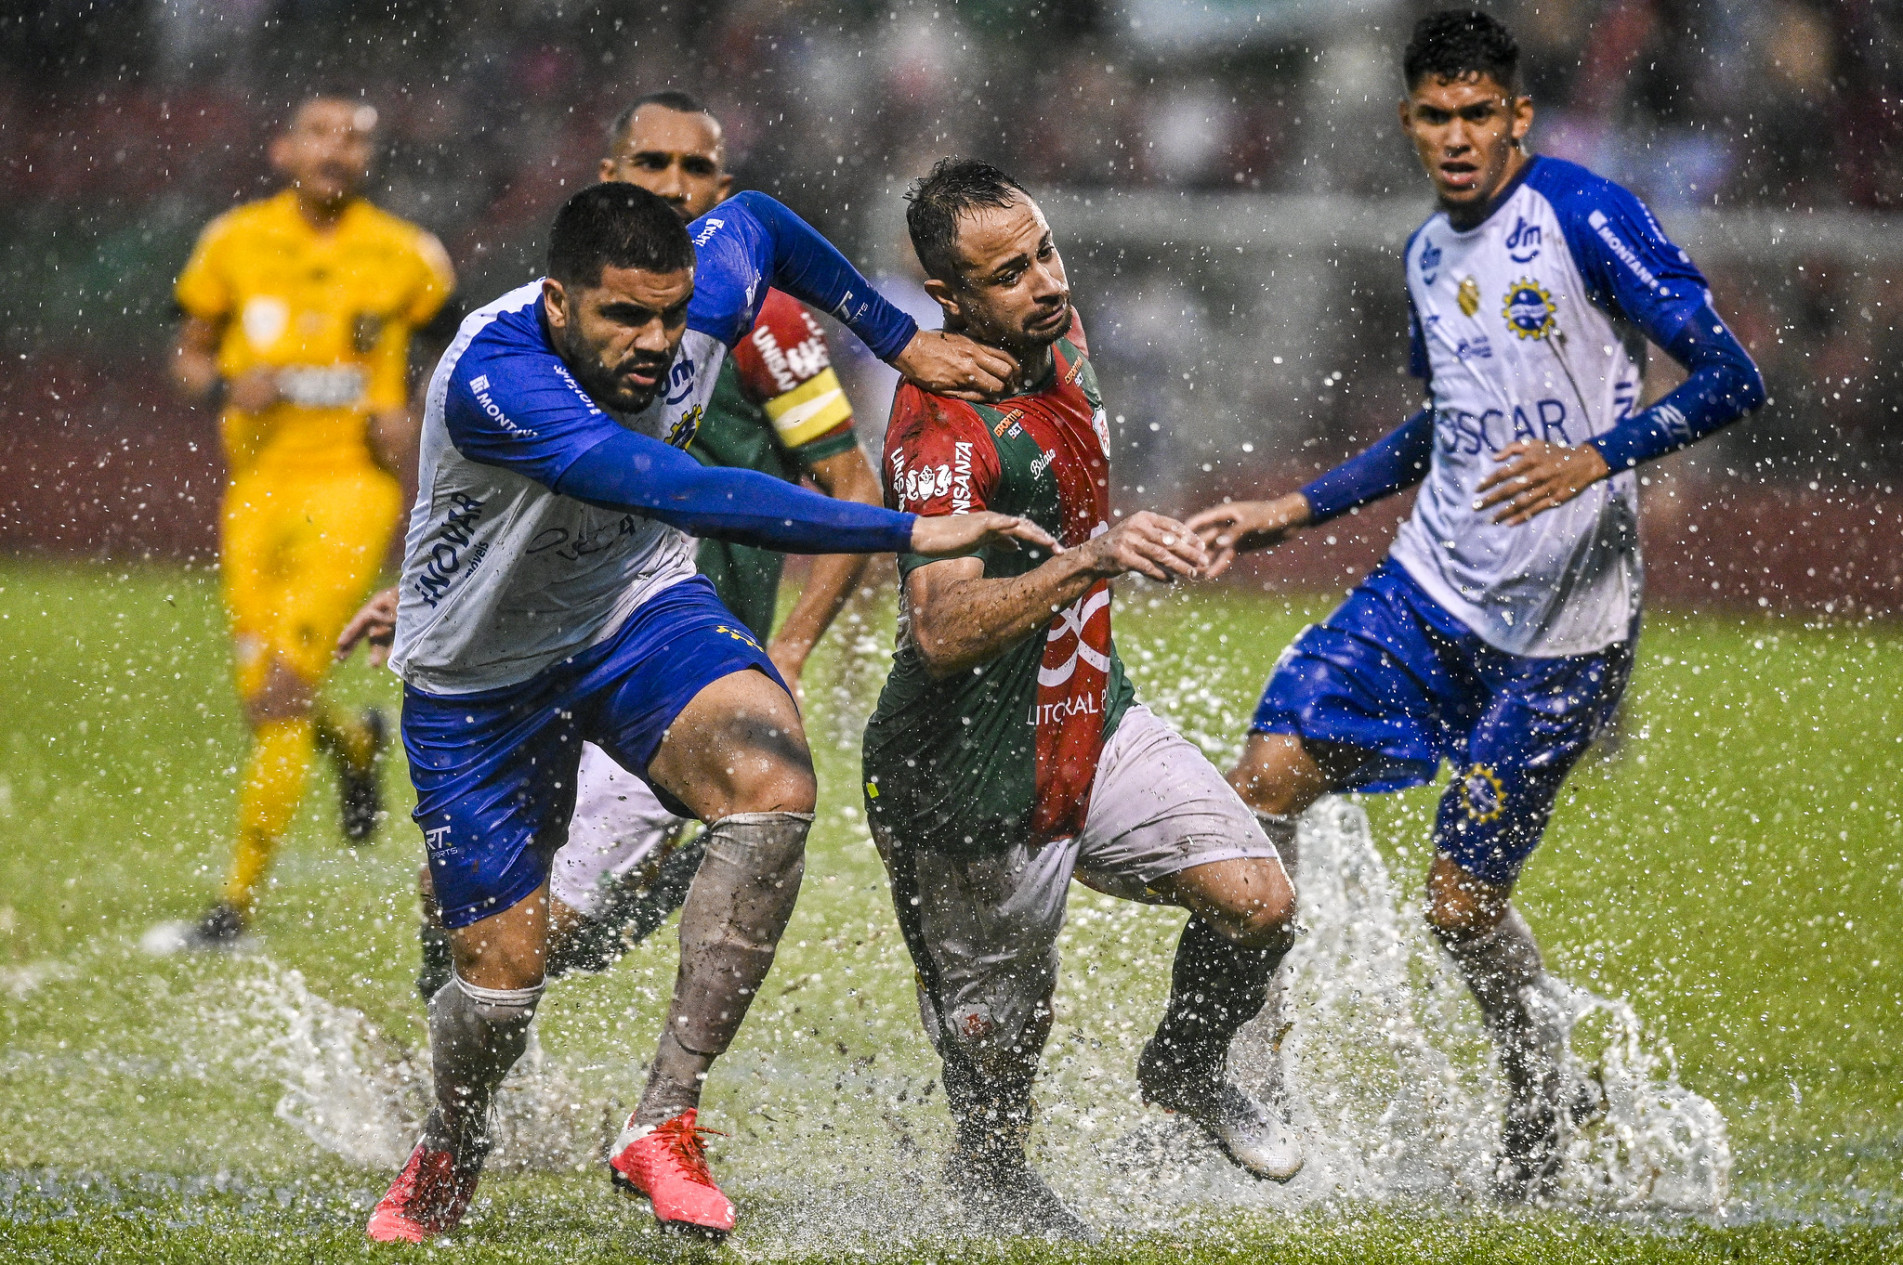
[2,0,1898,611]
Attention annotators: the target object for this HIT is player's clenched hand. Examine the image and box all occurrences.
[1185,494,1313,578]
[891,329,1018,402]
[1475,440,1611,525]
[1082,511,1206,583]
[910,511,1058,558]
[336,586,399,668]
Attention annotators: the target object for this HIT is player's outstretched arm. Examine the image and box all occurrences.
[766,447,883,693]
[336,587,399,668]
[1188,407,1435,576]
[1186,494,1313,579]
[687,191,1016,400]
[906,511,1202,678]
[554,427,1055,559]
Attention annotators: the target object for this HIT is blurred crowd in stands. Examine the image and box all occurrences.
[2,0,1899,497]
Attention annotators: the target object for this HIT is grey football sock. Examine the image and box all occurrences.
[427,973,544,1147]
[633,811,811,1127]
[1254,810,1299,883]
[1254,811,1299,1105]
[1435,905,1558,1096]
[1435,904,1564,1195]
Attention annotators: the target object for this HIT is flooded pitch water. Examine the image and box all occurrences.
[151,796,1729,1246]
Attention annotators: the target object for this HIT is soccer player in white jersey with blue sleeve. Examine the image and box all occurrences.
[364,182,1048,1244]
[1187,10,1763,1201]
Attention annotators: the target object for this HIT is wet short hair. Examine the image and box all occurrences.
[1403,10,1521,93]
[546,183,695,288]
[607,89,715,148]
[905,157,1028,283]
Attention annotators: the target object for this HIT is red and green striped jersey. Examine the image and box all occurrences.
[862,313,1133,857]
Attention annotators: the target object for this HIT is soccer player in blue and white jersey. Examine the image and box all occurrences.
[1186,10,1764,1200]
[363,182,1049,1243]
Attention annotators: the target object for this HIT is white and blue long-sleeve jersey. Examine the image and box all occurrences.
[389,192,920,694]
[1301,156,1763,657]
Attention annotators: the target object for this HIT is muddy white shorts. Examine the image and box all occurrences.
[547,742,684,918]
[872,704,1286,1057]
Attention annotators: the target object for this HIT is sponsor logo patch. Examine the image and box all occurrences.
[351,312,384,354]
[898,463,953,507]
[751,313,830,393]
[241,296,289,349]
[1505,215,1542,263]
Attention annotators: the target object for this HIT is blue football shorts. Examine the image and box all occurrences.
[402,575,784,929]
[1251,560,1632,887]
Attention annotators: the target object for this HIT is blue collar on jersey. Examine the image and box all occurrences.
[1440,153,1542,235]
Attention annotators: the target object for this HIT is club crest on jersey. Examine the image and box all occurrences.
[1457,276,1480,317]
[1459,764,1506,823]
[1502,278,1557,340]
[667,404,702,449]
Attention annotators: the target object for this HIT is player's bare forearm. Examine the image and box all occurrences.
[336,586,399,668]
[769,446,881,679]
[172,317,224,402]
[906,550,1108,678]
[907,510,1204,677]
[370,406,422,513]
[1474,440,1610,525]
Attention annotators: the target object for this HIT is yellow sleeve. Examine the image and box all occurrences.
[404,229,457,327]
[762,366,855,449]
[174,215,234,321]
[362,320,412,412]
[365,229,456,411]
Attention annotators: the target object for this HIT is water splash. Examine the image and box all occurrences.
[1093,797,1730,1218]
[144,800,1727,1236]
[185,959,605,1174]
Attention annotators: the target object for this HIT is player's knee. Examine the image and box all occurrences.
[244,658,315,725]
[1424,855,1511,943]
[1211,880,1298,951]
[1226,736,1321,817]
[1232,894,1298,951]
[1424,888,1500,943]
[734,758,817,816]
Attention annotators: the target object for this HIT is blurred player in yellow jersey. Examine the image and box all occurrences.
[160,97,456,948]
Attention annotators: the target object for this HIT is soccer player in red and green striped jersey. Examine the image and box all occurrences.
[861,159,1304,1238]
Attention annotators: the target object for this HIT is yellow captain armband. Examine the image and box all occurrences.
[763,367,854,448]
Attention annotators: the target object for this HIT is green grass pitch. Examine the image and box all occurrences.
[0,560,1897,1262]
